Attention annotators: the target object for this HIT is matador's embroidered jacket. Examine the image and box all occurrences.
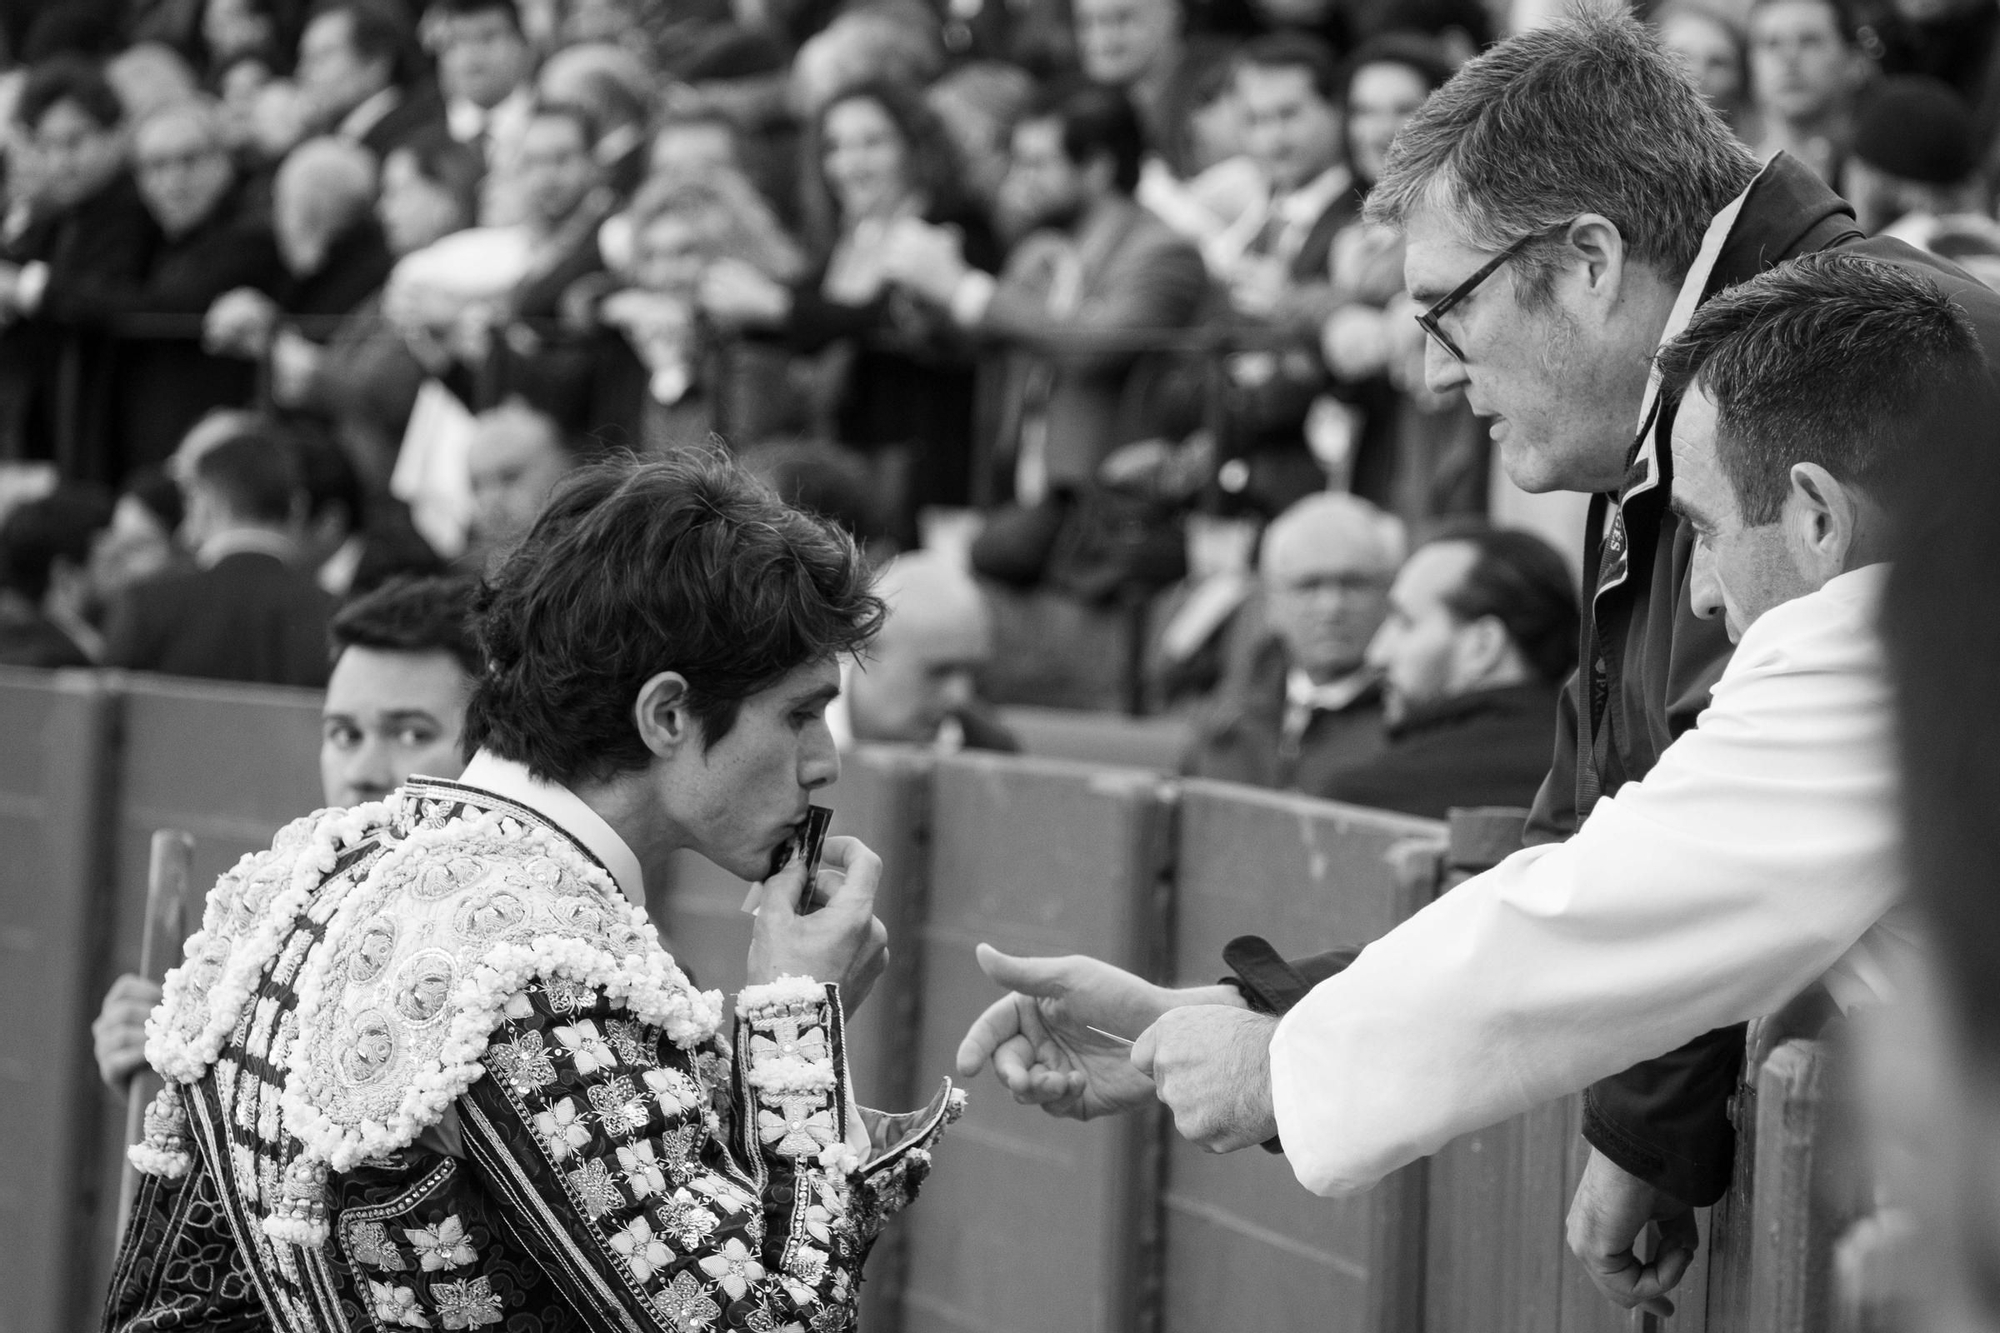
[105,767,961,1333]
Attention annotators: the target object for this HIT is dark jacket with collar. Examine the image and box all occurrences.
[1181,634,1388,794]
[1317,680,1559,820]
[102,549,334,688]
[1538,154,2000,1207]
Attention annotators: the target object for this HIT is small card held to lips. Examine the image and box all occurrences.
[742,806,833,916]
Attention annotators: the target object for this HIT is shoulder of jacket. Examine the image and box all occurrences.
[280,800,722,1172]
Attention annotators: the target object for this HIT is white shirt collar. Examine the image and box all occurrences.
[198,527,298,569]
[1285,665,1376,715]
[449,84,532,146]
[451,750,647,908]
[1274,163,1351,226]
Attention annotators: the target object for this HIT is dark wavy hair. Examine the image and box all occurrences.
[462,453,884,785]
[800,77,966,259]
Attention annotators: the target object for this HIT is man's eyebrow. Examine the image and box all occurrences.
[1669,494,1712,529]
[380,709,443,724]
[790,682,841,708]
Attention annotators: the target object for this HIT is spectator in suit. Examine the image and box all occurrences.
[536,42,653,200]
[1321,523,1575,818]
[0,58,160,480]
[103,426,335,687]
[887,84,1208,583]
[296,0,445,159]
[701,79,1000,539]
[1181,491,1404,792]
[116,97,288,473]
[430,0,534,180]
[1209,34,1366,519]
[497,100,614,326]
[291,422,444,596]
[834,550,1021,752]
[93,573,481,1093]
[202,136,394,366]
[0,484,114,667]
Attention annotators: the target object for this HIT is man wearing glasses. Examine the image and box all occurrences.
[954,9,2000,1319]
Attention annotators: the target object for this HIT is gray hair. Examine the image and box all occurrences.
[1261,492,1408,574]
[275,135,378,229]
[1365,8,1758,292]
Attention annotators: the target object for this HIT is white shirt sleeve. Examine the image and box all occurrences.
[1269,566,1901,1197]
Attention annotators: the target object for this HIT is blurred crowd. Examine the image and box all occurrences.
[1,0,1998,769]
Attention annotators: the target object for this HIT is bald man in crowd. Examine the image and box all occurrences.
[833,550,1020,753]
[1182,492,1406,794]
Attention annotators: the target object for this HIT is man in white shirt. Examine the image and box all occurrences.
[954,250,1984,1314]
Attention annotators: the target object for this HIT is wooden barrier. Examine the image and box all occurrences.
[1162,781,1443,1333]
[900,752,1175,1333]
[0,668,117,1333]
[998,705,1192,773]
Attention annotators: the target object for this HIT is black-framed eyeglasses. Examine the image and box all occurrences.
[1414,230,1545,364]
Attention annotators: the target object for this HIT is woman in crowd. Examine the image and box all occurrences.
[1315,33,1490,527]
[700,77,1000,544]
[270,135,484,487]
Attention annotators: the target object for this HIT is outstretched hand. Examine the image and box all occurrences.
[954,945,1243,1120]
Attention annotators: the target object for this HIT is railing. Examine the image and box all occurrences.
[0,664,1887,1332]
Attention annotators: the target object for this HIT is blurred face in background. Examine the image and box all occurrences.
[205,0,277,63]
[27,100,126,213]
[468,403,573,554]
[320,645,472,806]
[1263,520,1397,682]
[134,110,235,237]
[297,9,393,125]
[649,119,738,180]
[516,111,597,229]
[1236,61,1342,191]
[1660,8,1746,111]
[378,148,468,254]
[1075,0,1177,88]
[89,494,178,602]
[435,4,529,110]
[1365,539,1485,724]
[1750,0,1857,123]
[1347,59,1432,184]
[632,212,713,296]
[821,95,910,223]
[1001,115,1090,234]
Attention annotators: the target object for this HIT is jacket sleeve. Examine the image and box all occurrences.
[1522,665,1581,847]
[1263,580,1899,1198]
[103,1119,266,1332]
[453,974,955,1332]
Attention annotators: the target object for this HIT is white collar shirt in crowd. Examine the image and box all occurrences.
[451,749,648,909]
[196,527,299,570]
[1269,562,1912,1196]
[448,84,533,160]
[1205,162,1352,275]
[1281,664,1375,749]
[338,85,402,143]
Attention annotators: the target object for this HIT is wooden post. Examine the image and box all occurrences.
[115,829,194,1235]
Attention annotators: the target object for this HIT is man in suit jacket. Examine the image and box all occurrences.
[104,425,335,688]
[0,59,161,481]
[1211,35,1366,518]
[297,0,447,160]
[889,84,1209,582]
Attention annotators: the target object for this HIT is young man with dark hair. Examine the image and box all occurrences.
[106,454,960,1333]
[958,253,1973,1318]
[94,574,483,1092]
[1319,522,1578,818]
[1744,0,1866,183]
[103,427,336,687]
[430,0,533,171]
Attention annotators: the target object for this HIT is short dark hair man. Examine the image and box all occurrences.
[0,484,114,667]
[1320,524,1578,819]
[106,455,963,1331]
[298,0,445,158]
